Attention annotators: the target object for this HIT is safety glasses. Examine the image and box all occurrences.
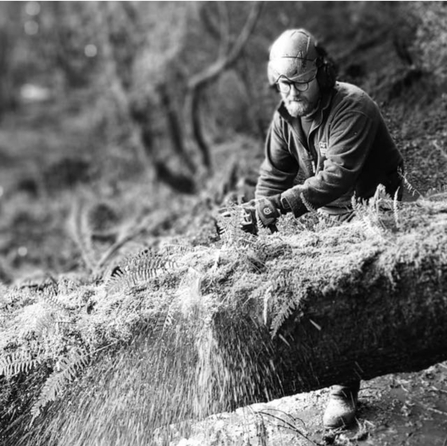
[277,79,311,93]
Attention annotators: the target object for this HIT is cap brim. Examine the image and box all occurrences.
[270,57,318,84]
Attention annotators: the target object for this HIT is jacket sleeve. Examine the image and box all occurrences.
[255,113,299,198]
[282,109,378,217]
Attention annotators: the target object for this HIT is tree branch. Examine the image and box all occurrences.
[187,2,264,171]
[188,2,263,90]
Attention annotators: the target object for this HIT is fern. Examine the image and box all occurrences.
[398,168,421,198]
[216,204,255,245]
[351,194,385,236]
[350,184,406,235]
[162,300,179,335]
[270,270,293,292]
[33,310,58,337]
[157,243,193,257]
[67,196,98,272]
[31,348,90,419]
[40,287,70,312]
[0,290,8,327]
[393,188,401,228]
[270,293,303,338]
[29,289,74,337]
[0,351,40,379]
[105,249,177,293]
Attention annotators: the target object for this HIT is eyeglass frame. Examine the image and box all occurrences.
[276,72,318,94]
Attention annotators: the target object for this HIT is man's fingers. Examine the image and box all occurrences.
[241,209,255,225]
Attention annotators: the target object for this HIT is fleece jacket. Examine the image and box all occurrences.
[255,82,404,217]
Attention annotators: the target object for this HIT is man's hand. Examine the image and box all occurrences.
[242,195,285,233]
[217,195,287,236]
[255,195,282,227]
[240,200,258,234]
[216,202,258,235]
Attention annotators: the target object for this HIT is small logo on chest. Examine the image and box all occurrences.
[319,141,328,156]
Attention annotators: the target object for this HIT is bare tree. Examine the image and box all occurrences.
[186,2,264,173]
[96,2,196,193]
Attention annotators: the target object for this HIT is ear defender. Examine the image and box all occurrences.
[315,44,337,90]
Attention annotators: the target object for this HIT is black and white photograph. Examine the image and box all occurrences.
[0,2,446,445]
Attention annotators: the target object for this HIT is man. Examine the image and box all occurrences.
[244,29,404,429]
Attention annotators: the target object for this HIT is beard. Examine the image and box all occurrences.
[284,97,314,118]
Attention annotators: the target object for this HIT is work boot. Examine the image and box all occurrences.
[323,381,360,430]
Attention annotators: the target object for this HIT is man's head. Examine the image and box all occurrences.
[268,29,335,117]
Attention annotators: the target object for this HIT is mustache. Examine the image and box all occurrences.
[288,97,306,103]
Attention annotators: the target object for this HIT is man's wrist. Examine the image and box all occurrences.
[280,195,291,213]
[281,188,310,218]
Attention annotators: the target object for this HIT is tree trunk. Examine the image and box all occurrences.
[157,83,196,175]
[190,84,212,171]
[211,201,447,409]
[273,256,447,395]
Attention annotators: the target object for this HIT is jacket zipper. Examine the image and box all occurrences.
[290,117,319,176]
[308,129,319,175]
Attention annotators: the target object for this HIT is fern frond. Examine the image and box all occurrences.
[105,250,177,294]
[393,188,401,227]
[216,204,251,245]
[40,288,69,312]
[152,312,167,339]
[150,300,179,340]
[398,168,421,198]
[270,294,302,338]
[270,270,293,292]
[351,194,384,236]
[14,303,58,338]
[158,242,194,260]
[67,196,97,272]
[33,310,57,337]
[162,300,178,335]
[0,351,40,378]
[0,288,9,326]
[127,249,177,271]
[31,348,90,419]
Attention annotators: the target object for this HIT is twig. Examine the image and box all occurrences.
[255,409,316,445]
[430,385,447,395]
[427,407,447,416]
[432,140,447,161]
